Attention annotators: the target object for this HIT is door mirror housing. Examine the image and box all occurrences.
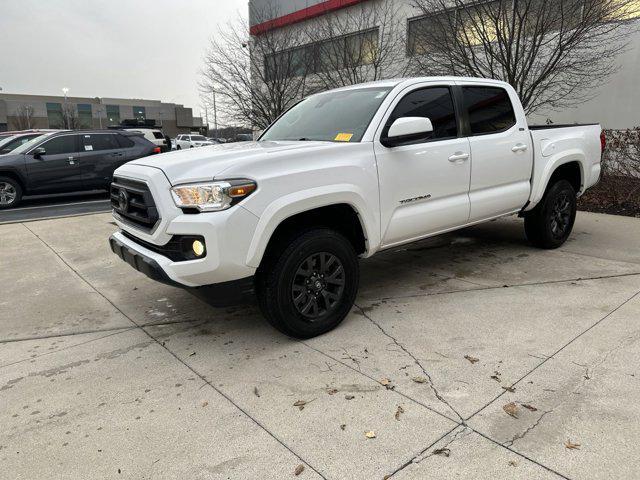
[383,117,434,147]
[33,147,46,159]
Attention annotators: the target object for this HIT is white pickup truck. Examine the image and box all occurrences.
[109,77,603,338]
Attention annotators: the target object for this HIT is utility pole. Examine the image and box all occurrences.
[62,87,69,129]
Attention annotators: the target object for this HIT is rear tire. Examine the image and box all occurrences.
[0,176,23,209]
[256,228,359,338]
[524,179,576,249]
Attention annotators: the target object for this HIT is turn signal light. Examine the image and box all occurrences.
[228,183,256,197]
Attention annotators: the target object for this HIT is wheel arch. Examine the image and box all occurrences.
[245,187,378,268]
[526,153,585,211]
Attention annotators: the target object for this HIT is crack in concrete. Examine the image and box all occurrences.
[503,410,553,448]
[412,426,473,464]
[354,303,465,423]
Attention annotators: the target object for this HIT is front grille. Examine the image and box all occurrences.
[111,177,159,231]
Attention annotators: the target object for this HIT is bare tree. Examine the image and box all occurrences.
[409,0,639,113]
[14,105,35,130]
[200,7,313,130]
[61,102,79,129]
[306,0,408,90]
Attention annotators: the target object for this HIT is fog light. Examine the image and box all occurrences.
[192,240,205,257]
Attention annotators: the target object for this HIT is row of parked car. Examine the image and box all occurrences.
[0,128,165,209]
[0,127,256,209]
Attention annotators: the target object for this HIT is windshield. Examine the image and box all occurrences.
[190,135,208,141]
[260,87,392,143]
[10,133,52,154]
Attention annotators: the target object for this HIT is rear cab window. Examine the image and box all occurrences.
[152,131,164,139]
[462,86,516,135]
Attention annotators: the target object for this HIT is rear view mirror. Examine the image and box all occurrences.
[388,117,433,138]
[33,147,46,159]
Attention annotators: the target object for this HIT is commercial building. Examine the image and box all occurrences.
[0,93,204,136]
[248,0,640,129]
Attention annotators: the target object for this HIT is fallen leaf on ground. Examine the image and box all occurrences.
[326,388,338,395]
[365,431,376,439]
[464,355,479,364]
[503,402,519,418]
[189,352,196,357]
[433,447,450,457]
[293,399,313,411]
[380,378,391,386]
[565,439,581,450]
[201,401,208,407]
[340,424,346,430]
[254,387,260,398]
[344,395,355,400]
[502,386,516,393]
[508,460,518,467]
[412,376,427,384]
[294,464,305,476]
[521,404,538,411]
[395,405,404,421]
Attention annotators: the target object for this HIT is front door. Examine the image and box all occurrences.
[374,85,471,247]
[25,134,84,193]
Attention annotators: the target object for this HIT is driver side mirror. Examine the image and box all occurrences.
[383,117,434,147]
[33,147,46,159]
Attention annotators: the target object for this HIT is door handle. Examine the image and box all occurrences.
[111,152,124,157]
[448,152,469,162]
[67,156,75,165]
[512,143,528,152]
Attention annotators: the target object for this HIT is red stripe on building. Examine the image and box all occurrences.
[250,0,366,35]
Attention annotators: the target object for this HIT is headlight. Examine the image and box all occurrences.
[171,180,256,212]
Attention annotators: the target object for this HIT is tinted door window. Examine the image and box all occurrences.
[462,87,516,135]
[40,135,80,155]
[82,134,120,151]
[384,87,457,144]
[115,134,134,148]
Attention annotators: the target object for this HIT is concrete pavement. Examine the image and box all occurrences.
[1,211,639,479]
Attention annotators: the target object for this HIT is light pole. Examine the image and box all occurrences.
[62,87,69,129]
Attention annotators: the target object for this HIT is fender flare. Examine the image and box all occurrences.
[244,184,379,268]
[525,149,585,211]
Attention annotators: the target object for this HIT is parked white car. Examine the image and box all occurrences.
[109,77,603,338]
[174,134,216,149]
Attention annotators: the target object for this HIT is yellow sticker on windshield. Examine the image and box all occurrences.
[334,133,353,142]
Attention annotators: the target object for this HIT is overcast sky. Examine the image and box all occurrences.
[0,0,247,118]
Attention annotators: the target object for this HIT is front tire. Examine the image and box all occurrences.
[524,179,577,249]
[0,176,22,209]
[256,228,359,338]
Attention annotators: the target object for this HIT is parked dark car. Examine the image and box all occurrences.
[0,133,46,155]
[0,130,159,209]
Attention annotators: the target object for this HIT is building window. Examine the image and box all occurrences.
[46,102,64,129]
[132,106,146,121]
[265,28,379,80]
[407,11,455,55]
[77,103,93,129]
[106,105,120,126]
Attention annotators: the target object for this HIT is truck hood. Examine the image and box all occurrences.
[129,140,333,185]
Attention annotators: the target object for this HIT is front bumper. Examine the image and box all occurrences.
[109,234,255,306]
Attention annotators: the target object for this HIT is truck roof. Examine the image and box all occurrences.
[325,76,510,93]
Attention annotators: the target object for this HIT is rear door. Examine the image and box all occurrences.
[78,133,127,188]
[25,134,84,193]
[457,83,533,220]
[374,84,471,247]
